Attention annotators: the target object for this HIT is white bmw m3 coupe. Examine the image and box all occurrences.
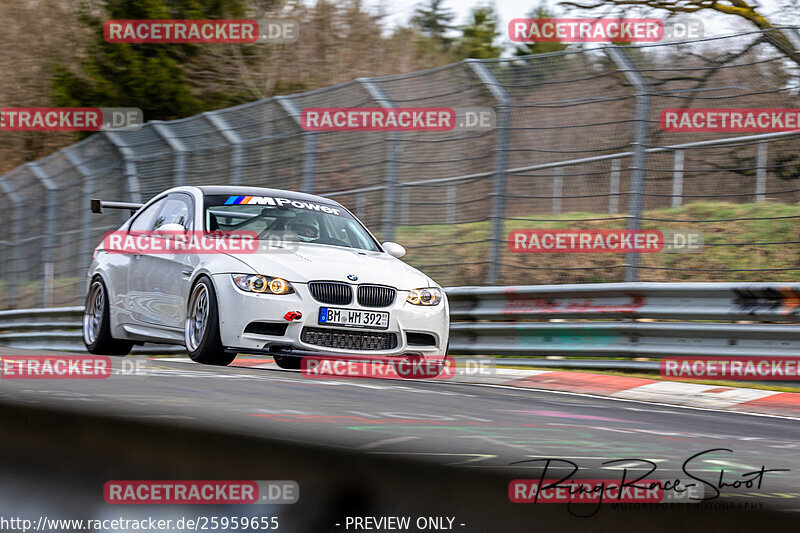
[82,186,449,368]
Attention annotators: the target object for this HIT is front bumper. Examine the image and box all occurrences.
[212,274,449,356]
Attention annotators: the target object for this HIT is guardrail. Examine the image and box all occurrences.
[0,307,184,354]
[449,322,800,357]
[446,282,800,359]
[3,283,800,360]
[447,283,800,322]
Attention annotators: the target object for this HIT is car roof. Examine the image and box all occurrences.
[196,186,343,207]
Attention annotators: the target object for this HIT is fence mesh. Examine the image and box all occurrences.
[1,29,799,309]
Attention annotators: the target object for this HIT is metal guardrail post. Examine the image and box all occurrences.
[205,112,243,185]
[756,141,768,201]
[27,163,59,308]
[152,123,187,186]
[104,131,142,203]
[606,47,651,283]
[276,96,317,194]
[467,60,511,285]
[359,78,399,242]
[672,150,684,208]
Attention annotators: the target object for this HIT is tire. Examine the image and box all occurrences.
[83,277,134,356]
[273,353,303,370]
[185,276,236,366]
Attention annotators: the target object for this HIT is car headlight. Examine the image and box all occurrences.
[232,274,294,295]
[407,288,442,306]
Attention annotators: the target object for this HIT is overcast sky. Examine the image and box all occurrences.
[372,0,794,45]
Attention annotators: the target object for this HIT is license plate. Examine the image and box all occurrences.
[318,307,389,330]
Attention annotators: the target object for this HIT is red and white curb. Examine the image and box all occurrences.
[503,370,800,418]
[154,356,800,418]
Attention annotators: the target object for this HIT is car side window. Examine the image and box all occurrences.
[129,198,166,231]
[153,195,193,231]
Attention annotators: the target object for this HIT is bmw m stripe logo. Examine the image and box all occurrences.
[223,195,342,215]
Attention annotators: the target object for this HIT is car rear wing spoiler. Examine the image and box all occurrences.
[91,198,143,215]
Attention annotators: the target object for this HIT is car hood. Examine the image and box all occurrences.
[230,244,434,289]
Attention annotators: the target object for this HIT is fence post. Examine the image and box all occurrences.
[446,183,456,224]
[606,47,651,283]
[152,123,187,186]
[755,141,767,201]
[672,149,684,208]
[552,167,563,215]
[400,187,410,225]
[205,112,244,185]
[609,159,620,214]
[359,78,399,242]
[467,60,511,285]
[276,96,317,193]
[27,163,59,307]
[64,148,95,303]
[356,192,366,220]
[104,131,142,203]
[0,180,23,307]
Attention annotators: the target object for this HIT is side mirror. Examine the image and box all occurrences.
[382,242,406,259]
[156,223,187,235]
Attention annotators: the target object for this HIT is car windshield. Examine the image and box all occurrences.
[203,194,380,252]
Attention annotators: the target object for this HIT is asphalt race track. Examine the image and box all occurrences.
[1,350,799,532]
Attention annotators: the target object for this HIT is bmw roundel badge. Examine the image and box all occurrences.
[347,274,358,281]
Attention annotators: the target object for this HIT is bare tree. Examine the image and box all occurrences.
[0,0,88,173]
[560,0,800,66]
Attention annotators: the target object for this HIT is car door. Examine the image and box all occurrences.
[114,196,166,327]
[127,192,198,330]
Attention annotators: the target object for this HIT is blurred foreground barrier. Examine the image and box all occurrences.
[446,283,800,358]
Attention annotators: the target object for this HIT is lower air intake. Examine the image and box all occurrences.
[301,327,398,351]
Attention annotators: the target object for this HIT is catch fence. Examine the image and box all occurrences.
[1,29,799,309]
